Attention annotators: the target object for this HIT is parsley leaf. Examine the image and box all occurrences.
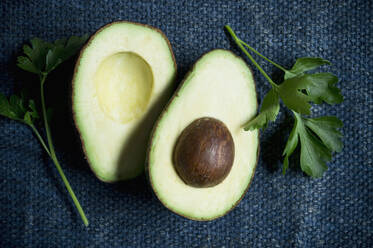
[284,57,331,80]
[18,38,50,74]
[298,118,331,178]
[17,35,88,75]
[0,93,16,119]
[277,73,343,115]
[24,100,39,125]
[0,92,38,124]
[282,119,299,174]
[282,113,342,177]
[244,89,280,130]
[17,56,41,74]
[45,35,88,73]
[302,73,343,105]
[278,75,313,115]
[225,25,344,177]
[304,116,343,153]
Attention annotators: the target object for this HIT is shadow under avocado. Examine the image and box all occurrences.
[9,52,89,174]
[111,62,189,192]
[259,111,293,173]
[45,57,92,173]
[114,84,172,183]
[260,70,303,175]
[259,110,304,175]
[112,65,184,193]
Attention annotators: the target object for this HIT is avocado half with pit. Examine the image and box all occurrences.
[147,49,259,220]
[72,22,176,182]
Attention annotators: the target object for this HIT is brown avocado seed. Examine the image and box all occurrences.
[173,117,235,188]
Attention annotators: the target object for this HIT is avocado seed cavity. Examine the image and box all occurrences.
[94,52,153,124]
[173,117,235,188]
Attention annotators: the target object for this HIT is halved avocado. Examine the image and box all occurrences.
[72,22,176,182]
[147,49,259,220]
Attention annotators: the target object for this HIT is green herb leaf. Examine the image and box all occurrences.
[17,56,41,74]
[298,121,331,178]
[282,119,299,174]
[18,38,51,74]
[244,89,280,130]
[302,73,343,105]
[278,76,312,115]
[304,116,343,153]
[23,111,33,124]
[63,35,89,60]
[28,100,39,119]
[277,72,343,114]
[45,47,64,73]
[0,93,13,119]
[24,99,40,125]
[281,114,343,177]
[0,92,39,124]
[45,35,88,73]
[10,94,27,117]
[285,57,331,80]
[18,35,88,74]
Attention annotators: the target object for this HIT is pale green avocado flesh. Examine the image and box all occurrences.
[148,49,259,220]
[72,22,176,182]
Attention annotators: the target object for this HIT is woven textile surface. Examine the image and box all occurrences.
[0,0,372,247]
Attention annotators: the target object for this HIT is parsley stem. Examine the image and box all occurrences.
[40,75,56,158]
[28,123,51,157]
[40,74,89,227]
[50,149,89,226]
[238,39,288,72]
[225,25,279,89]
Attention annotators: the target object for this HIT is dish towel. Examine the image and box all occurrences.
[0,0,372,247]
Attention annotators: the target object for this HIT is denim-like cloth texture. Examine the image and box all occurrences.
[0,0,372,247]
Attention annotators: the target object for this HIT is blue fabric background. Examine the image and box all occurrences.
[1,0,372,247]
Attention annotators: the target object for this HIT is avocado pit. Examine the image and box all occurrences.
[173,117,235,188]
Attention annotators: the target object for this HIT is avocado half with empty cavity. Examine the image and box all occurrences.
[147,49,259,220]
[72,22,176,182]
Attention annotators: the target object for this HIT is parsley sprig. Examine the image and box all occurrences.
[225,25,343,177]
[1,36,89,225]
